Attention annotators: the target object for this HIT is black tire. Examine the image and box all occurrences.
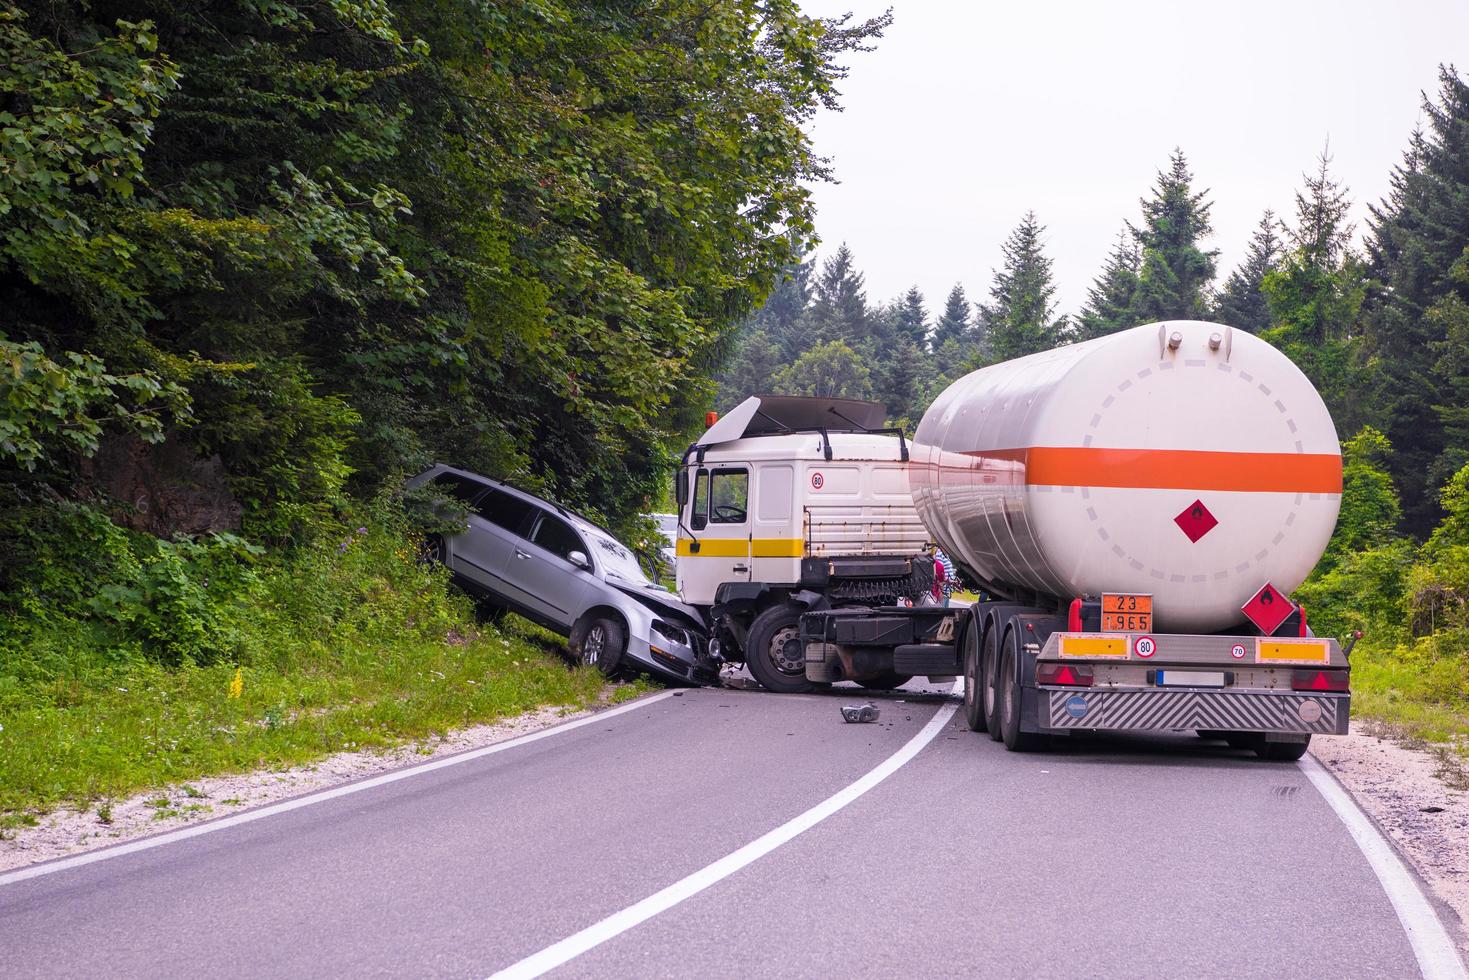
[999,628,1045,752]
[1254,735,1311,761]
[1224,732,1255,750]
[982,621,1004,741]
[962,618,987,732]
[860,672,912,691]
[419,533,446,566]
[577,617,625,678]
[744,603,814,694]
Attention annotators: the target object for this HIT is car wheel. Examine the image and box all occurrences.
[578,617,625,679]
[1000,629,1044,752]
[860,672,912,691]
[419,533,445,566]
[962,620,986,733]
[1254,735,1311,761]
[982,622,1004,741]
[745,603,814,694]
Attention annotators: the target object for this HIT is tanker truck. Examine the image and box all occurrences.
[675,320,1349,759]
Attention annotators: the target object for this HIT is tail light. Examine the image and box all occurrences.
[1291,669,1349,692]
[1036,663,1094,687]
[1068,597,1083,632]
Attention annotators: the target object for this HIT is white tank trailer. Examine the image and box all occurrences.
[910,320,1342,632]
[796,321,1351,759]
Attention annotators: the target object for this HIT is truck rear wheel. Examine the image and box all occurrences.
[982,622,1004,741]
[1254,735,1311,761]
[999,629,1045,752]
[962,617,987,732]
[745,603,815,694]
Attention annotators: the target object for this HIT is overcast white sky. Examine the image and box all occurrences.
[803,0,1469,316]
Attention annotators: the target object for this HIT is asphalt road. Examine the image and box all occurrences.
[1,681,1462,979]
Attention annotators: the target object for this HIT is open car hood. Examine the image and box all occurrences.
[609,580,707,631]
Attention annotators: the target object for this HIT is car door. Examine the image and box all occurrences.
[455,487,539,602]
[506,509,596,630]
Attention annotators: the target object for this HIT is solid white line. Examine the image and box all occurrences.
[1299,753,1468,980]
[0,690,678,889]
[490,682,963,980]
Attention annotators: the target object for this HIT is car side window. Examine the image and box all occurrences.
[690,469,710,531]
[474,489,538,535]
[708,468,748,524]
[530,512,586,563]
[431,472,489,505]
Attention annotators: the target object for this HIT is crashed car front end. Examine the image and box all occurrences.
[615,593,719,686]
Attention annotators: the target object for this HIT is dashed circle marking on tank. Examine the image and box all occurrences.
[1074,353,1307,584]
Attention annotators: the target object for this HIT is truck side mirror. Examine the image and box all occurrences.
[675,469,688,507]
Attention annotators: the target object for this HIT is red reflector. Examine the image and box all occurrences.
[1037,663,1094,687]
[1290,669,1348,692]
[1068,597,1083,632]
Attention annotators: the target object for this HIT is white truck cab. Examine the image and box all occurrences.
[675,396,933,692]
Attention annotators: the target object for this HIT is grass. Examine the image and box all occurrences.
[1346,634,1469,751]
[0,520,657,829]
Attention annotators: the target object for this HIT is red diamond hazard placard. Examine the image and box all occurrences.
[1242,582,1294,636]
[1174,499,1219,543]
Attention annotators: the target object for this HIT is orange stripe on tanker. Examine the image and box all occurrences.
[951,447,1343,494]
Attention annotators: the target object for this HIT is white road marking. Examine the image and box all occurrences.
[490,681,963,980]
[0,690,678,888]
[1299,753,1468,980]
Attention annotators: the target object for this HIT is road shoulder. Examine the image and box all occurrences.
[0,685,652,874]
[1312,724,1469,959]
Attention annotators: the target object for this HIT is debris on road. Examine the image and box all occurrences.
[841,703,880,723]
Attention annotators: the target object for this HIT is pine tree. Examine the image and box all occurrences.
[894,286,928,347]
[809,243,870,345]
[715,329,783,410]
[874,336,933,424]
[1128,149,1218,322]
[930,283,972,351]
[1360,66,1469,534]
[1213,211,1281,333]
[758,259,815,362]
[978,211,1067,362]
[1076,230,1141,341]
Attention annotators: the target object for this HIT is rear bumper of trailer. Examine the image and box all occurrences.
[1040,687,1349,735]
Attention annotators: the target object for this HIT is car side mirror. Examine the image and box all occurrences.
[567,550,590,570]
[675,469,688,507]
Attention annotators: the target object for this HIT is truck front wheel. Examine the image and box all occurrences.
[745,603,815,694]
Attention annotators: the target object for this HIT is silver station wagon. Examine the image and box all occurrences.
[408,465,716,685]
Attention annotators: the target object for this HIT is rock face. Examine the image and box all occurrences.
[82,433,242,536]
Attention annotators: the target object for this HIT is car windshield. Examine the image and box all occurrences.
[585,528,651,585]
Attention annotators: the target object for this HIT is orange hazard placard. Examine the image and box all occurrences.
[1102,593,1153,633]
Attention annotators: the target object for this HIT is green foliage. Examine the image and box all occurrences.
[1212,211,1280,334]
[1127,149,1217,323]
[1075,230,1140,342]
[978,211,1066,361]
[1361,66,1469,535]
[774,339,872,400]
[1320,427,1403,570]
[0,338,190,470]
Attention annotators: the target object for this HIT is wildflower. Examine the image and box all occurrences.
[229,668,243,699]
[357,527,367,535]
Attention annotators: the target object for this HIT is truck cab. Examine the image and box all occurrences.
[675,396,933,692]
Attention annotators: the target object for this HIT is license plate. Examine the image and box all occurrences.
[1155,670,1227,688]
[1102,593,1153,633]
